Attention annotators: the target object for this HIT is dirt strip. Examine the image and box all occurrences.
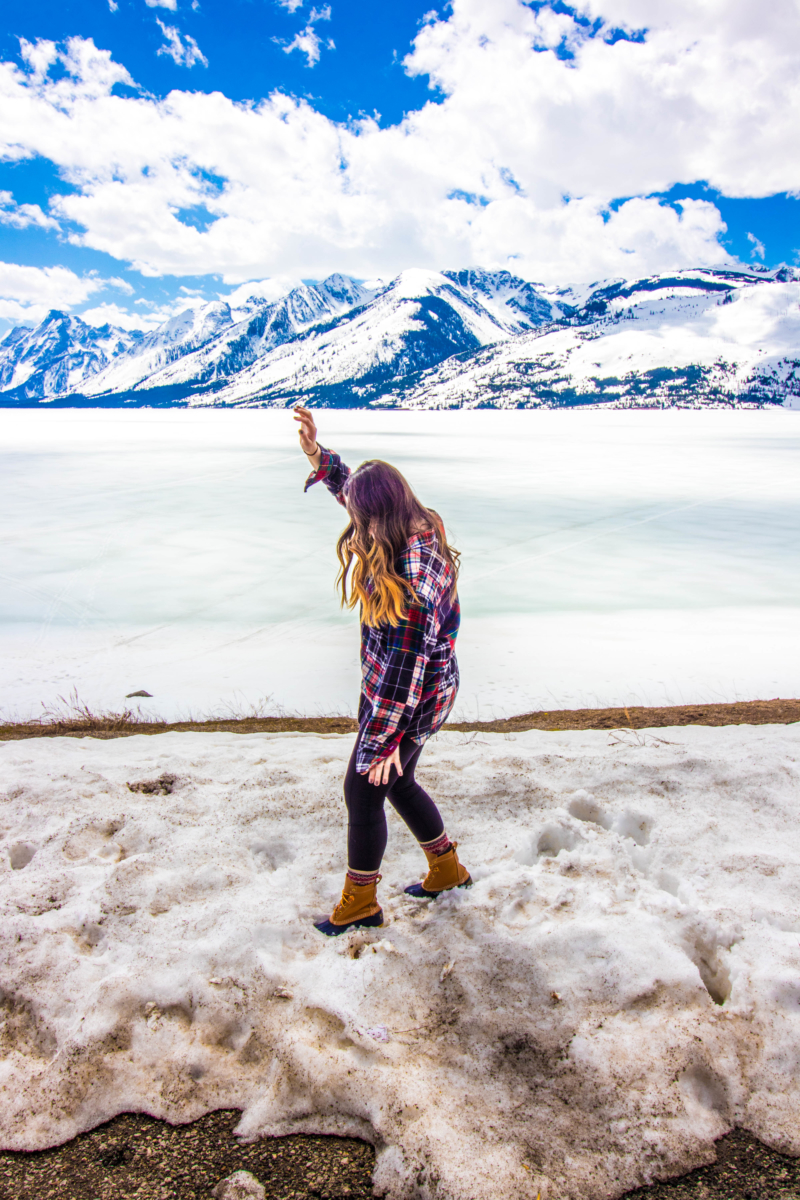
[0,1111,798,1200]
[1,698,798,742]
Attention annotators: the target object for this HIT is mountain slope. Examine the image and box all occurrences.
[1,265,798,408]
[180,268,562,406]
[77,267,560,405]
[82,274,373,397]
[0,313,141,402]
[395,270,800,409]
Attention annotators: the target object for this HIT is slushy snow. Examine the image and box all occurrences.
[2,724,800,1200]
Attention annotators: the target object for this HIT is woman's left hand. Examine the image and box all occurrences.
[366,746,403,786]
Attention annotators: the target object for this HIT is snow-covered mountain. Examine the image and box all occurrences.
[1,266,798,408]
[0,312,142,401]
[81,274,373,398]
[395,268,800,410]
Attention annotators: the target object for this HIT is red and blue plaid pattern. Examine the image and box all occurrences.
[305,445,460,774]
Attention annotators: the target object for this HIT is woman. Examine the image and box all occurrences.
[294,405,471,936]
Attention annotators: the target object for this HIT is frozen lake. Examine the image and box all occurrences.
[1,408,798,721]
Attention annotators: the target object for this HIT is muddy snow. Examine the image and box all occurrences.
[1,724,799,1200]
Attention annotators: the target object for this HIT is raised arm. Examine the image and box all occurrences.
[293,405,322,470]
[293,405,351,504]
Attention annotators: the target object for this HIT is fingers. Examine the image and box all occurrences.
[292,406,313,431]
[368,758,390,786]
[292,406,318,454]
[365,751,401,786]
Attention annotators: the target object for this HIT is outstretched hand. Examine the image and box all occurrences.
[293,405,319,460]
[365,745,403,787]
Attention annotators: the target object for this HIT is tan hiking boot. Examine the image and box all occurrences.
[314,875,384,936]
[405,842,472,898]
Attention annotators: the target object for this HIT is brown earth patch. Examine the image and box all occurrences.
[1,698,797,742]
[0,1111,373,1200]
[0,1113,797,1200]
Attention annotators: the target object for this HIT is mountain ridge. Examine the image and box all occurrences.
[1,265,798,409]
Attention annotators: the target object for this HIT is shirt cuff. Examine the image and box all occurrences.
[303,445,333,492]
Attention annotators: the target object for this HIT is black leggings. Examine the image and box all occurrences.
[344,733,445,872]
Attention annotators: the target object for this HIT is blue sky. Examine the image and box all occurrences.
[1,0,799,332]
[1,0,436,125]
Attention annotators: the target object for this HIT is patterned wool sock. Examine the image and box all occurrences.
[420,831,453,857]
[346,868,381,887]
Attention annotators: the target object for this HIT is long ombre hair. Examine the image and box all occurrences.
[336,460,460,627]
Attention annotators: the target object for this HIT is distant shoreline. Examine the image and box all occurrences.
[2,697,797,741]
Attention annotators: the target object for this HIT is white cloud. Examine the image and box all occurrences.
[79,301,168,329]
[146,0,178,9]
[747,231,766,260]
[108,0,119,11]
[2,6,800,289]
[18,38,58,81]
[59,35,134,95]
[0,191,59,230]
[221,276,298,308]
[282,25,325,67]
[276,0,304,11]
[156,21,208,67]
[279,3,332,66]
[0,262,115,326]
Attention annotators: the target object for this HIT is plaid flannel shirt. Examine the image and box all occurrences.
[305,445,460,774]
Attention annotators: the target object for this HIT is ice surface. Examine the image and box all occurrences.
[1,408,799,721]
[1,725,800,1200]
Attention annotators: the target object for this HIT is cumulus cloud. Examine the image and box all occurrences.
[0,191,59,230]
[279,4,332,67]
[282,26,324,67]
[221,276,298,307]
[0,262,116,326]
[2,3,800,288]
[18,38,59,81]
[276,0,305,11]
[156,21,208,67]
[79,301,170,329]
[146,0,178,8]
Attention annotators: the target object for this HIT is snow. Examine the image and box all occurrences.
[1,408,799,723]
[401,277,800,409]
[2,723,800,1200]
[0,313,141,398]
[5,267,799,408]
[213,1172,267,1199]
[82,276,374,399]
[180,271,529,407]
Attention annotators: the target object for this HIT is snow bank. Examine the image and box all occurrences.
[1,725,799,1200]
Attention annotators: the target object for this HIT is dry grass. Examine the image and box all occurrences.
[1,694,797,742]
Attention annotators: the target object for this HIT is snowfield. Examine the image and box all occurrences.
[3,265,798,408]
[399,279,800,410]
[2,725,800,1200]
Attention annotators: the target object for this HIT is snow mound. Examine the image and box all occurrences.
[1,726,799,1200]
